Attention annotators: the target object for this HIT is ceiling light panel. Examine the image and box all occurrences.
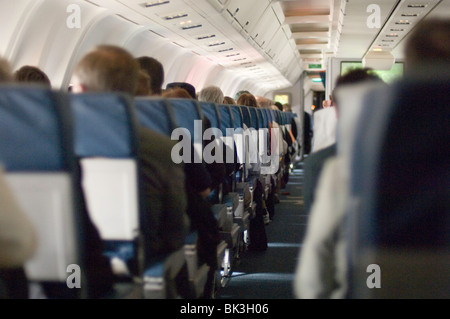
[369,0,441,52]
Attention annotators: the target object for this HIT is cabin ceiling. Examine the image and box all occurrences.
[82,0,447,92]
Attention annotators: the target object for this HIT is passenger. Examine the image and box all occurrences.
[282,103,292,113]
[274,102,283,112]
[258,98,288,207]
[135,70,151,96]
[234,90,250,101]
[236,92,258,107]
[162,87,192,99]
[345,18,450,298]
[196,85,238,198]
[303,68,382,214]
[14,65,51,88]
[0,57,13,83]
[255,96,272,109]
[235,91,269,249]
[294,68,384,299]
[136,56,164,96]
[163,82,222,299]
[404,18,450,71]
[223,96,236,105]
[0,166,38,299]
[198,86,224,104]
[303,112,313,155]
[71,45,189,287]
[166,82,197,100]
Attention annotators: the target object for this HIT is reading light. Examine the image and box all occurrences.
[164,13,188,20]
[145,0,170,7]
[408,4,427,8]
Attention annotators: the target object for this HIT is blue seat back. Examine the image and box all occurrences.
[135,98,175,136]
[200,102,221,129]
[218,104,235,135]
[231,105,244,129]
[241,106,252,128]
[348,72,450,298]
[70,92,141,275]
[0,85,86,297]
[169,98,203,139]
[0,86,72,172]
[71,93,139,158]
[248,107,259,130]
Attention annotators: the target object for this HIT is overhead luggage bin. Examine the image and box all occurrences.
[224,0,270,33]
[247,3,283,50]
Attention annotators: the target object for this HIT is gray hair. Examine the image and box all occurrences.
[198,86,224,104]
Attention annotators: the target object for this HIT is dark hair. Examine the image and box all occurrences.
[332,68,382,106]
[136,57,164,95]
[274,102,283,111]
[166,82,196,99]
[405,18,450,68]
[15,65,51,87]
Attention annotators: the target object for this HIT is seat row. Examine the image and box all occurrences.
[0,85,296,298]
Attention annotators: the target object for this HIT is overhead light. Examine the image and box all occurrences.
[164,13,188,20]
[145,0,170,7]
[401,13,419,17]
[181,24,202,30]
[407,4,427,8]
[208,41,225,47]
[312,78,322,83]
[373,47,383,52]
[218,48,234,53]
[363,51,395,70]
[197,34,216,40]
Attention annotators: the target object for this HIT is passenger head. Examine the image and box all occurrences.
[405,18,450,70]
[72,45,139,95]
[135,70,151,96]
[256,96,272,109]
[198,86,224,104]
[14,65,51,88]
[332,68,382,113]
[0,57,13,83]
[236,92,258,108]
[223,96,236,105]
[235,90,250,101]
[162,87,192,99]
[275,102,283,111]
[283,103,292,113]
[136,56,164,96]
[166,82,196,99]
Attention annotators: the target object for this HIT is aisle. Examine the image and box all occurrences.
[218,162,308,299]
